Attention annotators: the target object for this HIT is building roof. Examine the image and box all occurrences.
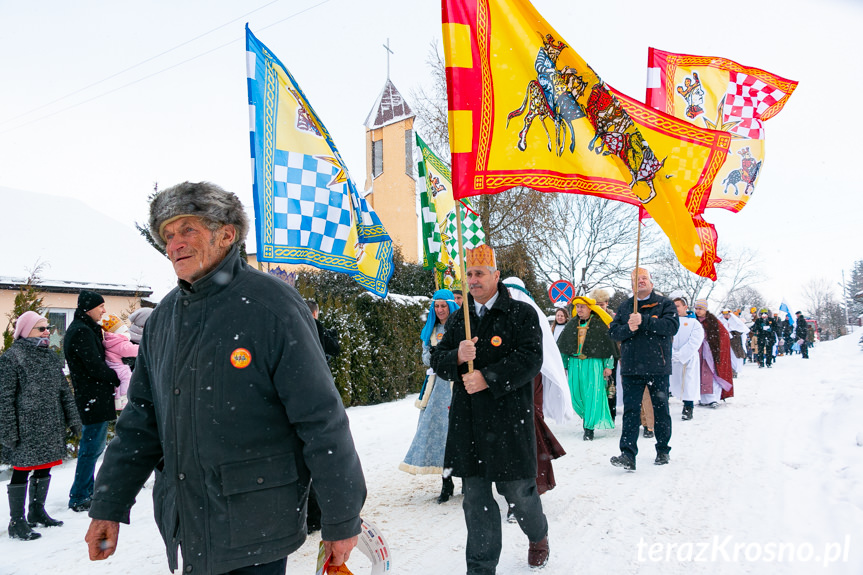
[0,186,178,301]
[0,276,152,298]
[364,79,414,129]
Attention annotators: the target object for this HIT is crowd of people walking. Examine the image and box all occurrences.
[0,180,824,575]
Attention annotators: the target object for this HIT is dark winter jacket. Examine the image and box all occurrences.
[608,292,679,376]
[431,282,543,482]
[63,309,120,425]
[751,317,777,346]
[0,339,81,466]
[314,319,341,359]
[795,317,809,341]
[88,247,366,575]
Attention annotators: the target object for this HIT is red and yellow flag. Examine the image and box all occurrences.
[442,0,730,280]
[646,48,797,213]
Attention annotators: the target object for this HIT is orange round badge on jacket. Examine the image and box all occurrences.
[490,336,502,347]
[230,348,251,369]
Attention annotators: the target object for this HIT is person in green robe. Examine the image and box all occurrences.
[556,296,618,440]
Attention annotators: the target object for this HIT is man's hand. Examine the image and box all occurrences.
[324,536,358,567]
[628,312,642,332]
[85,519,120,561]
[457,337,478,365]
[463,370,489,394]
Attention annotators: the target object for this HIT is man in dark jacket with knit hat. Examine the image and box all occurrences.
[63,290,120,512]
[84,181,366,575]
[607,268,678,471]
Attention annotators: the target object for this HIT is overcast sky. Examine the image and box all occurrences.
[1,0,861,309]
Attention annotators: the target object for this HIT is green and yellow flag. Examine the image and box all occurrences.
[417,133,485,290]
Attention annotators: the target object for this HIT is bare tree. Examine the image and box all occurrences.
[649,244,764,309]
[802,277,838,326]
[410,41,450,161]
[474,187,552,252]
[528,194,656,294]
[716,247,763,309]
[724,285,767,314]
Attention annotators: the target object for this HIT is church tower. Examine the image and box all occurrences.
[364,79,418,263]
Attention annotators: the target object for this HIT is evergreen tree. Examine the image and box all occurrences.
[2,264,45,352]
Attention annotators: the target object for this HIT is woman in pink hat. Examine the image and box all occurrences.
[0,311,82,541]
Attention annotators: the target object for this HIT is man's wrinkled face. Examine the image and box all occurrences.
[674,300,688,317]
[163,216,235,284]
[466,266,500,304]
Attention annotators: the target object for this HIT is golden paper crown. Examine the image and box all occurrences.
[465,245,496,269]
[100,314,123,333]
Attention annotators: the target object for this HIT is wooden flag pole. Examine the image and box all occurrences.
[455,200,473,373]
[633,207,643,314]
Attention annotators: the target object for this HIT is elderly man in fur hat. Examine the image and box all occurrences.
[431,245,550,572]
[84,182,366,575]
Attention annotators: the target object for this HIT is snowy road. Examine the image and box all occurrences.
[2,333,861,574]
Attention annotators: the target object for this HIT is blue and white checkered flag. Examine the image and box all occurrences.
[246,26,393,297]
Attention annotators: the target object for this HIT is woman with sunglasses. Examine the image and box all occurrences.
[0,311,81,541]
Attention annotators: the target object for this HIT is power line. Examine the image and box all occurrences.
[0,0,331,134]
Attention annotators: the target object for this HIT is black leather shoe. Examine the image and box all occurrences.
[610,453,636,471]
[655,453,670,465]
[69,499,91,513]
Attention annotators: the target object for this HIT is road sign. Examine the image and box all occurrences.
[548,280,575,304]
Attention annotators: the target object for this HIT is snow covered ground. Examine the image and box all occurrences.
[2,332,861,575]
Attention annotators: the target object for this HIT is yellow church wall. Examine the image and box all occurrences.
[364,117,418,263]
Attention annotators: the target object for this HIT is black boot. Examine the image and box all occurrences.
[583,428,594,441]
[7,484,41,541]
[28,476,63,528]
[682,405,693,421]
[437,475,454,504]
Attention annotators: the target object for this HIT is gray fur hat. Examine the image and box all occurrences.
[148,181,249,249]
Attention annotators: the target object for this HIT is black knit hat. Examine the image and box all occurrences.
[78,290,105,312]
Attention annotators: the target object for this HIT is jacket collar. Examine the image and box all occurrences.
[178,245,243,298]
[466,281,512,316]
[73,308,103,339]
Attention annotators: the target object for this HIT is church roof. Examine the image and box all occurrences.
[364,79,414,129]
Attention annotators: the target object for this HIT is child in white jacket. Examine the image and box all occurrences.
[99,314,139,410]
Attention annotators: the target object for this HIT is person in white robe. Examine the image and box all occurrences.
[503,278,575,425]
[669,295,704,421]
[718,309,749,376]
